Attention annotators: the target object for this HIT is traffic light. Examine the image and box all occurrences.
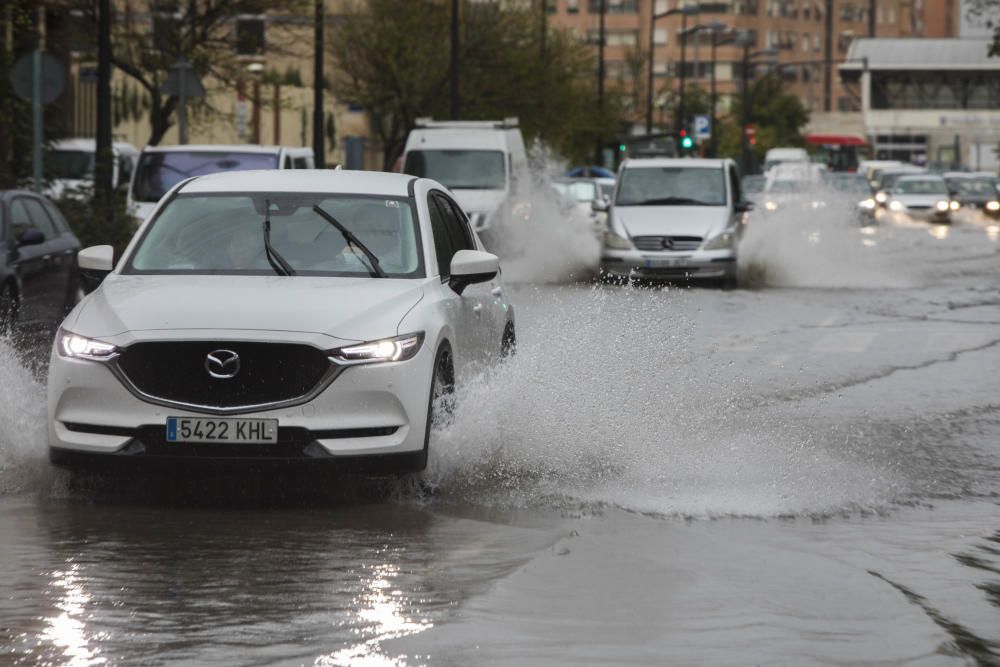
[679,129,694,151]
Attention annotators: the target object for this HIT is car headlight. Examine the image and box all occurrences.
[330,332,424,365]
[875,192,888,204]
[57,329,119,361]
[859,198,876,210]
[702,231,735,250]
[810,200,826,209]
[949,200,960,211]
[602,229,633,250]
[764,201,778,211]
[889,200,904,211]
[986,201,1000,211]
[935,200,949,212]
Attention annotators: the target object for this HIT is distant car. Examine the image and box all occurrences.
[886,175,954,224]
[742,174,766,196]
[826,173,877,224]
[1,191,82,333]
[763,147,810,174]
[45,138,139,201]
[127,144,315,224]
[47,169,514,472]
[598,158,749,285]
[944,174,1000,218]
[871,166,925,206]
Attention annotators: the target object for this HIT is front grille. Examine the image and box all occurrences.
[907,205,932,210]
[115,341,333,410]
[632,235,703,252]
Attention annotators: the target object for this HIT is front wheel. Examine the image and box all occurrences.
[410,344,456,472]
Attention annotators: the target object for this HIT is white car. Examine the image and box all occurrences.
[886,175,955,224]
[48,170,515,473]
[598,158,749,284]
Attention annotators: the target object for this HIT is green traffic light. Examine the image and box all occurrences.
[681,136,693,149]
[619,144,627,152]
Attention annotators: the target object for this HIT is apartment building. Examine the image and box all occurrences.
[546,0,958,130]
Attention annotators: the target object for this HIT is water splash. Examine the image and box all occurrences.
[0,337,52,495]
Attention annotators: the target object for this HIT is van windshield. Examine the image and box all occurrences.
[403,150,506,190]
[50,150,95,180]
[132,151,280,203]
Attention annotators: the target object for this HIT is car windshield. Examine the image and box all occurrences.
[950,178,998,197]
[126,193,423,278]
[554,181,598,202]
[50,150,94,180]
[879,171,919,191]
[403,150,506,190]
[894,179,948,195]
[616,166,726,206]
[132,151,280,203]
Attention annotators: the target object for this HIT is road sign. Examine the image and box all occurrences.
[10,52,65,104]
[744,123,757,139]
[694,114,711,140]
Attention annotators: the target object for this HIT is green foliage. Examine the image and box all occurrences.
[331,0,624,168]
[54,189,136,258]
[716,75,809,166]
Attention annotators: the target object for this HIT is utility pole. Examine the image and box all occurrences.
[868,0,876,37]
[740,43,751,175]
[595,0,605,164]
[313,0,325,168]
[645,0,655,134]
[823,0,833,111]
[95,0,113,210]
[450,0,460,120]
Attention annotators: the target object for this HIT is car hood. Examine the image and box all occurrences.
[894,194,946,207]
[69,274,425,343]
[614,205,730,239]
[450,189,506,216]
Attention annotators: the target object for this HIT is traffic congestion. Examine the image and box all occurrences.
[2,2,1000,665]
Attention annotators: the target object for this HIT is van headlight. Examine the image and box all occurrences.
[330,332,424,365]
[875,192,888,204]
[935,200,949,212]
[57,330,119,361]
[702,231,735,250]
[602,230,633,250]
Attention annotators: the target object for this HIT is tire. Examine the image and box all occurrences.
[0,284,17,336]
[500,323,516,360]
[410,343,455,472]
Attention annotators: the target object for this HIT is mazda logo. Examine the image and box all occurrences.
[205,349,241,379]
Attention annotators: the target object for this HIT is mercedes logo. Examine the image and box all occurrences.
[205,349,241,379]
[662,238,674,250]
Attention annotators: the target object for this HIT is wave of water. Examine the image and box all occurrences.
[0,337,54,496]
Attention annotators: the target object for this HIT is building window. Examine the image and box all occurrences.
[654,61,669,76]
[236,17,266,56]
[654,28,667,44]
[567,0,580,12]
[587,28,639,46]
[589,0,639,12]
[655,0,669,12]
[546,0,557,13]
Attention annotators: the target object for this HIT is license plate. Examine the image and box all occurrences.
[166,417,278,444]
[645,258,689,268]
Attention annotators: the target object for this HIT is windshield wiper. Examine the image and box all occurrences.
[262,199,295,276]
[635,196,714,206]
[312,205,387,278]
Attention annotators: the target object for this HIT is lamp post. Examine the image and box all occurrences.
[680,21,731,156]
[646,3,699,134]
[247,62,264,144]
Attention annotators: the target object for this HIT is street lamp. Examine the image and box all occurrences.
[645,3,699,134]
[680,20,731,156]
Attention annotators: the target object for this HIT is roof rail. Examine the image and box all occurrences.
[414,117,519,129]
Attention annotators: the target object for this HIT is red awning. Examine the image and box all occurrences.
[806,134,867,146]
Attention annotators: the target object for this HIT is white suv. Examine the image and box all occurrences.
[49,170,514,473]
[598,158,750,285]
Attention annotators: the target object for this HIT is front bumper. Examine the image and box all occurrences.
[47,338,435,469]
[894,208,951,223]
[600,247,737,280]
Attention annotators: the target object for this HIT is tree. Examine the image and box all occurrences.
[70,0,308,146]
[331,0,624,169]
[716,75,809,164]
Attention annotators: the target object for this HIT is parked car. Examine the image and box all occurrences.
[1,191,82,333]
[944,173,1000,218]
[885,175,955,224]
[401,118,527,233]
[127,144,315,224]
[598,158,749,285]
[45,138,140,201]
[48,169,514,472]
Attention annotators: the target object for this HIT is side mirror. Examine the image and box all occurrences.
[18,228,45,247]
[735,201,754,213]
[449,249,500,295]
[78,245,114,290]
[591,197,610,213]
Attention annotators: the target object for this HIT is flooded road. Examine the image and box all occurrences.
[2,207,999,665]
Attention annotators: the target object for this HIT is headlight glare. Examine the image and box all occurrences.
[58,330,118,361]
[330,332,424,365]
[987,201,1000,211]
[602,230,632,250]
[935,200,949,212]
[859,198,876,210]
[889,200,904,211]
[949,200,960,211]
[875,192,888,204]
[702,231,735,250]
[764,201,778,211]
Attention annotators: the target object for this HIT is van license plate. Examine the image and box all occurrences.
[166,417,278,444]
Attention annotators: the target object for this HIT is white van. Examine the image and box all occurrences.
[763,147,810,174]
[45,138,140,200]
[401,118,527,231]
[127,144,314,223]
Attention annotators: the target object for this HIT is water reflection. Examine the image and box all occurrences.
[929,224,951,240]
[39,563,107,666]
[987,225,1000,242]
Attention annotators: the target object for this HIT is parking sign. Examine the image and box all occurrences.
[694,115,711,141]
